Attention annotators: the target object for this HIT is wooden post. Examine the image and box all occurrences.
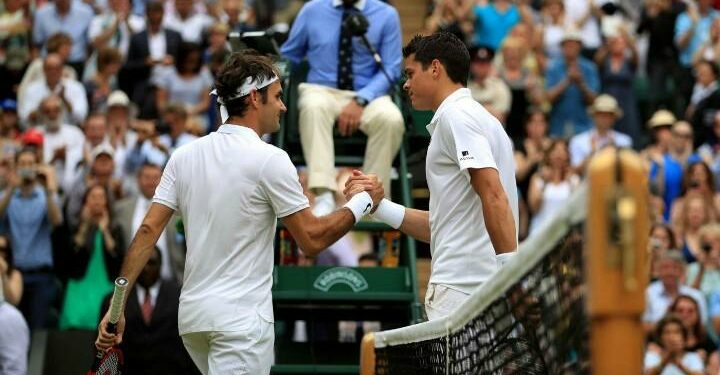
[587,148,649,374]
[359,332,376,375]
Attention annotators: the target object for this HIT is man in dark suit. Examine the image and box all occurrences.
[101,247,198,375]
[114,163,186,283]
[122,1,182,117]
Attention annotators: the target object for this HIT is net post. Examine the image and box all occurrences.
[587,147,649,374]
[359,332,376,375]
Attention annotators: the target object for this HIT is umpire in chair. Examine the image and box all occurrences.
[281,0,405,216]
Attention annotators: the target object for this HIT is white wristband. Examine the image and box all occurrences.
[371,198,405,229]
[496,252,516,268]
[343,191,374,223]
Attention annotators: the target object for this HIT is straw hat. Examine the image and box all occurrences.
[589,94,623,118]
[647,109,676,129]
[561,28,583,44]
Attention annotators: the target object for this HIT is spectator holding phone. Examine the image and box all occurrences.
[687,223,720,299]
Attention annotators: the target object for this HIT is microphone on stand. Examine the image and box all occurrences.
[342,12,395,90]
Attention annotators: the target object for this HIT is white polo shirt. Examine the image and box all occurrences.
[153,124,309,335]
[425,88,519,294]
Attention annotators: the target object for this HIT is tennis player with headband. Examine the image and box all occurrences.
[346,33,519,321]
[95,52,384,374]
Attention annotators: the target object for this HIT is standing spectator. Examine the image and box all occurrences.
[88,0,145,65]
[0,296,29,375]
[123,1,182,116]
[687,60,720,146]
[569,94,632,174]
[643,251,708,333]
[595,28,642,146]
[698,112,720,184]
[687,223,720,299]
[105,91,138,183]
[0,0,31,99]
[644,315,705,375]
[674,193,716,264]
[545,28,600,137]
[18,53,88,127]
[164,0,214,44]
[675,0,718,111]
[470,0,523,50]
[563,0,602,57]
[0,235,22,307]
[59,184,124,330]
[514,110,552,200]
[527,139,579,234]
[0,149,63,329]
[32,0,94,76]
[114,163,186,283]
[101,247,199,374]
[425,0,473,45]
[17,33,77,107]
[153,43,213,126]
[637,0,685,114]
[85,47,123,112]
[35,95,86,194]
[158,104,198,155]
[535,0,571,66]
[280,0,405,214]
[649,223,678,281]
[467,46,512,124]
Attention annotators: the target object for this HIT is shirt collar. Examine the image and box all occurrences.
[217,124,261,139]
[426,88,472,136]
[332,0,366,11]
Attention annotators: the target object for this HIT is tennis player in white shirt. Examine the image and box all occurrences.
[347,32,519,321]
[95,53,384,374]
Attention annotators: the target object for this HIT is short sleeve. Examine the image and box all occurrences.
[152,152,179,210]
[683,353,704,371]
[200,68,213,88]
[443,114,497,171]
[88,16,103,40]
[643,351,660,370]
[151,67,173,89]
[260,152,310,218]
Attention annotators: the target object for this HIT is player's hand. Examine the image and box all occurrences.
[95,311,125,351]
[337,101,364,137]
[343,170,384,208]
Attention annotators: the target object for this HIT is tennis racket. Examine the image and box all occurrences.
[87,277,129,375]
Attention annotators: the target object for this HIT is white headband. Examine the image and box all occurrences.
[210,75,279,123]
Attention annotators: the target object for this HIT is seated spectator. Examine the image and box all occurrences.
[65,145,124,230]
[159,104,198,153]
[32,0,93,76]
[219,0,254,34]
[514,110,552,198]
[649,223,677,281]
[0,148,63,329]
[84,47,123,112]
[114,163,186,283]
[569,94,632,174]
[595,28,641,145]
[123,1,182,116]
[424,0,472,45]
[674,193,716,264]
[204,23,230,64]
[105,91,138,184]
[687,223,720,297]
[642,110,676,171]
[527,139,579,234]
[670,161,720,226]
[644,315,705,375]
[86,0,145,79]
[17,33,77,107]
[0,235,22,307]
[101,246,200,374]
[468,46,512,125]
[36,95,86,194]
[650,121,701,221]
[496,36,543,141]
[59,184,124,330]
[545,28,600,137]
[688,60,720,146]
[692,18,720,67]
[126,119,170,174]
[668,295,718,361]
[19,53,88,127]
[535,0,571,67]
[164,0,213,44]
[0,296,29,375]
[0,99,21,162]
[563,0,601,58]
[153,43,213,128]
[280,0,405,214]
[358,253,380,267]
[0,0,31,98]
[469,0,523,50]
[643,251,707,334]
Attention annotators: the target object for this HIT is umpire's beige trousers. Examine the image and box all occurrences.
[298,83,405,197]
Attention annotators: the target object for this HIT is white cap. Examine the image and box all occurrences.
[90,144,115,160]
[107,91,130,108]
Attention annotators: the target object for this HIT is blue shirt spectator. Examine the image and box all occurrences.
[675,6,718,67]
[545,56,600,137]
[471,0,520,49]
[32,0,94,64]
[3,186,56,271]
[280,0,402,102]
[650,153,701,221]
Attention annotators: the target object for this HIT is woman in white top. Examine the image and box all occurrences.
[535,0,570,69]
[527,139,579,235]
[644,315,704,375]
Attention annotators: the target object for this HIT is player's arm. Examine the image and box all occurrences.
[95,203,174,350]
[282,208,357,257]
[469,167,517,254]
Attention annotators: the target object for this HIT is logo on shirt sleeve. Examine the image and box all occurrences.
[460,150,474,161]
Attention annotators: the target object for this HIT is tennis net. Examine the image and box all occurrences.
[373,183,589,375]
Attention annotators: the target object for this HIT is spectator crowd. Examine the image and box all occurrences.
[5,0,720,373]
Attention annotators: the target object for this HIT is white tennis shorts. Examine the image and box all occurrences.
[181,317,274,374]
[424,283,470,321]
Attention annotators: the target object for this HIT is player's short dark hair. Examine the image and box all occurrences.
[402,32,470,85]
[214,51,278,119]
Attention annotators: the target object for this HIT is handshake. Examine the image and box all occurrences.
[342,170,385,219]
